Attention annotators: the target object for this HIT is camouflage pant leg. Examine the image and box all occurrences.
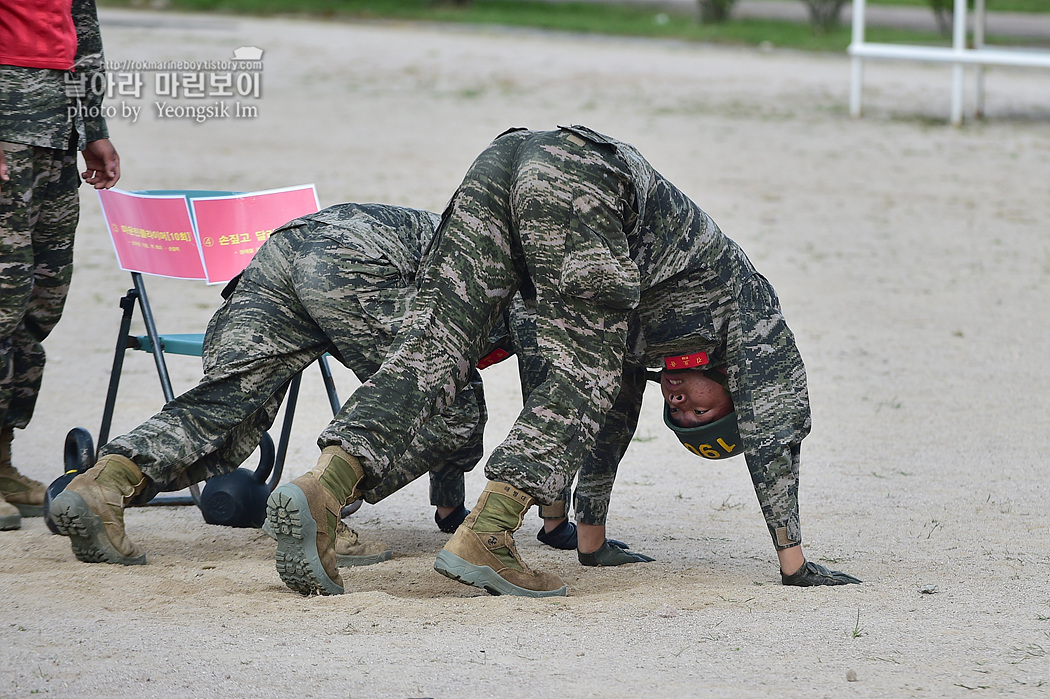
[484,130,636,502]
[426,371,484,508]
[572,362,646,525]
[355,384,483,508]
[328,134,528,493]
[289,229,484,507]
[509,295,646,523]
[505,296,573,518]
[100,228,329,490]
[325,133,529,489]
[0,143,79,430]
[335,130,635,505]
[358,370,485,508]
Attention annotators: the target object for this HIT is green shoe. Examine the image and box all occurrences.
[261,515,392,568]
[267,481,343,595]
[0,428,45,517]
[434,532,567,598]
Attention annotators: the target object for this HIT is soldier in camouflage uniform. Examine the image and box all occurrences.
[0,0,120,530]
[49,203,499,565]
[266,125,860,597]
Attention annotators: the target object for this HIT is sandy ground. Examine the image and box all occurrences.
[2,9,1050,699]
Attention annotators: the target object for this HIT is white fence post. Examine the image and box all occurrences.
[950,0,968,126]
[847,0,1049,124]
[974,0,987,119]
[849,0,868,118]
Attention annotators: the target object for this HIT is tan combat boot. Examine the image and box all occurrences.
[435,481,567,597]
[333,520,392,567]
[48,454,150,565]
[261,515,392,567]
[266,445,364,595]
[0,427,46,517]
[0,492,21,531]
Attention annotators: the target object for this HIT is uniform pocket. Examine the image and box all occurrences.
[559,191,639,310]
[356,286,413,344]
[737,272,782,313]
[634,274,723,360]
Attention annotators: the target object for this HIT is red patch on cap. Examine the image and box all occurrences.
[477,348,511,370]
[663,351,709,370]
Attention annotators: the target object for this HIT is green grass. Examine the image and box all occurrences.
[865,0,1046,12]
[99,0,1048,52]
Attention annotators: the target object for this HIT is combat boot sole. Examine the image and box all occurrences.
[48,491,146,565]
[266,484,343,596]
[263,516,393,568]
[12,503,44,518]
[337,549,392,567]
[434,550,567,598]
[0,511,20,530]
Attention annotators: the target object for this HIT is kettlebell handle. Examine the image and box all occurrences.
[64,427,96,474]
[253,432,277,487]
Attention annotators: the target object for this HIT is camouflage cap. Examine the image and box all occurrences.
[663,403,742,461]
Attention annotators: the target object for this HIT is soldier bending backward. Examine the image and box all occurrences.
[263,125,861,597]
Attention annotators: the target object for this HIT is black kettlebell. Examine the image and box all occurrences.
[199,432,277,528]
[44,428,96,534]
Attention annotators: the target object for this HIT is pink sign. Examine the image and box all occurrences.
[98,189,206,280]
[191,186,319,283]
[98,185,320,284]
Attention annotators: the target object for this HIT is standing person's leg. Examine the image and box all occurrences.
[267,133,530,596]
[436,130,638,595]
[50,227,330,564]
[0,144,79,521]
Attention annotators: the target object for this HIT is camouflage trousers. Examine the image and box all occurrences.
[101,220,484,507]
[506,295,643,524]
[0,142,79,431]
[336,129,638,505]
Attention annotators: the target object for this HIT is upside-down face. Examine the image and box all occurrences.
[660,370,734,428]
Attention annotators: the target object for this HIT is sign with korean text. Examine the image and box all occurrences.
[98,185,319,284]
[190,186,319,284]
[98,189,206,280]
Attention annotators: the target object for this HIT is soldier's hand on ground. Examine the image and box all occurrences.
[578,540,655,567]
[81,138,121,189]
[781,560,861,586]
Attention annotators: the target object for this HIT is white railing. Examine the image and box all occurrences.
[848,0,1050,125]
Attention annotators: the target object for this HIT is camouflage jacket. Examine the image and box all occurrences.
[556,125,811,454]
[531,126,811,543]
[0,0,110,150]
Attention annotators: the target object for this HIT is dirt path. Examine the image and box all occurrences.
[2,10,1049,698]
